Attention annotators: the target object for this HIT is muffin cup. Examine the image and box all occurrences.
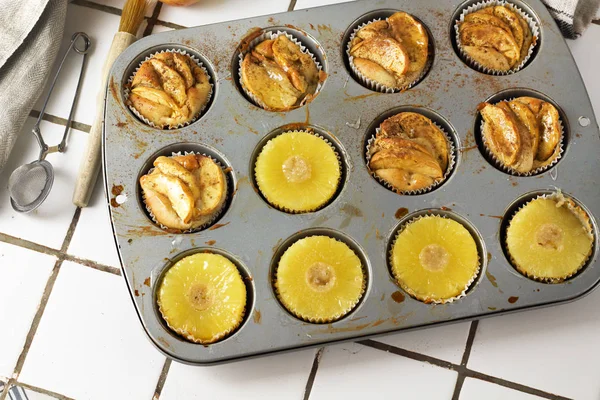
[142,151,229,233]
[274,235,367,324]
[454,0,539,75]
[125,49,213,129]
[254,130,342,214]
[480,100,564,176]
[366,123,456,195]
[238,31,324,111]
[346,17,432,93]
[505,192,594,283]
[390,214,481,304]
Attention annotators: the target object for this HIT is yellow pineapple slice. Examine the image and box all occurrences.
[157,253,246,344]
[255,131,340,212]
[391,215,480,303]
[275,236,365,322]
[506,196,593,282]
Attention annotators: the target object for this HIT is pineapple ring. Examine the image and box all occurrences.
[391,215,480,303]
[506,197,594,282]
[157,253,247,344]
[275,236,365,322]
[255,131,340,212]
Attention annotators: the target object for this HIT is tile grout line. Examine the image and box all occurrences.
[155,19,187,30]
[302,347,324,400]
[451,320,479,400]
[0,229,121,276]
[70,0,123,16]
[0,232,60,258]
[288,0,297,11]
[360,337,569,400]
[358,339,459,371]
[6,209,81,386]
[143,2,163,36]
[28,109,91,134]
[8,381,75,400]
[151,358,172,400]
[464,370,572,400]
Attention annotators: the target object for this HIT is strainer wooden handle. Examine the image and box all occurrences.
[72,32,137,207]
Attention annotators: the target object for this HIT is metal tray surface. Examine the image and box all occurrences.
[102,0,600,365]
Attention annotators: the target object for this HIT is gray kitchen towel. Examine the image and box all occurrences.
[542,0,600,38]
[0,0,67,174]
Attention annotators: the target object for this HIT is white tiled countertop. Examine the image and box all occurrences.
[0,1,599,399]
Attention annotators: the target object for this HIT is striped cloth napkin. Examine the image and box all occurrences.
[541,0,600,38]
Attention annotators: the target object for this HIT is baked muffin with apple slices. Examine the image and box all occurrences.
[349,11,430,90]
[391,215,480,303]
[457,4,535,72]
[158,253,246,344]
[140,154,227,231]
[240,35,323,111]
[275,235,365,322]
[479,97,562,174]
[368,112,450,193]
[506,193,594,282]
[127,52,212,128]
[255,130,340,212]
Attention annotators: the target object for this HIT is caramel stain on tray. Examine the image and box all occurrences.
[391,291,405,303]
[487,252,492,263]
[488,307,497,311]
[375,229,383,240]
[111,185,124,196]
[109,77,119,102]
[317,24,332,34]
[253,310,262,324]
[395,207,409,219]
[485,215,503,220]
[143,277,151,287]
[309,23,315,30]
[126,225,171,237]
[110,198,120,208]
[209,222,230,231]
[238,27,263,52]
[205,240,216,246]
[134,290,140,297]
[115,121,126,128]
[156,337,171,349]
[508,296,519,304]
[486,270,498,288]
[343,92,381,102]
[272,238,283,253]
[440,206,452,211]
[233,116,259,135]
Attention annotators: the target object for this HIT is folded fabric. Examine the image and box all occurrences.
[0,0,67,174]
[541,0,600,38]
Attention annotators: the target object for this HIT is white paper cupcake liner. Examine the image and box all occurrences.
[142,151,229,233]
[346,16,432,93]
[480,98,564,176]
[366,119,456,195]
[254,130,341,214]
[125,49,213,129]
[238,31,324,111]
[389,214,482,304]
[454,0,539,75]
[505,192,594,283]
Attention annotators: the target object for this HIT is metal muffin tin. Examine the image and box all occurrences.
[103,0,600,365]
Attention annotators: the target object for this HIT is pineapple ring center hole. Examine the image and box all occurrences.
[306,262,336,292]
[419,244,449,272]
[188,283,214,311]
[282,155,312,183]
[535,223,564,251]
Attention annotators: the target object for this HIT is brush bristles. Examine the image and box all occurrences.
[119,0,148,35]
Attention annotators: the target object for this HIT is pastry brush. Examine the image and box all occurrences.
[72,0,155,207]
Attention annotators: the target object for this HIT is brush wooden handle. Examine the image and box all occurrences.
[73,32,137,207]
